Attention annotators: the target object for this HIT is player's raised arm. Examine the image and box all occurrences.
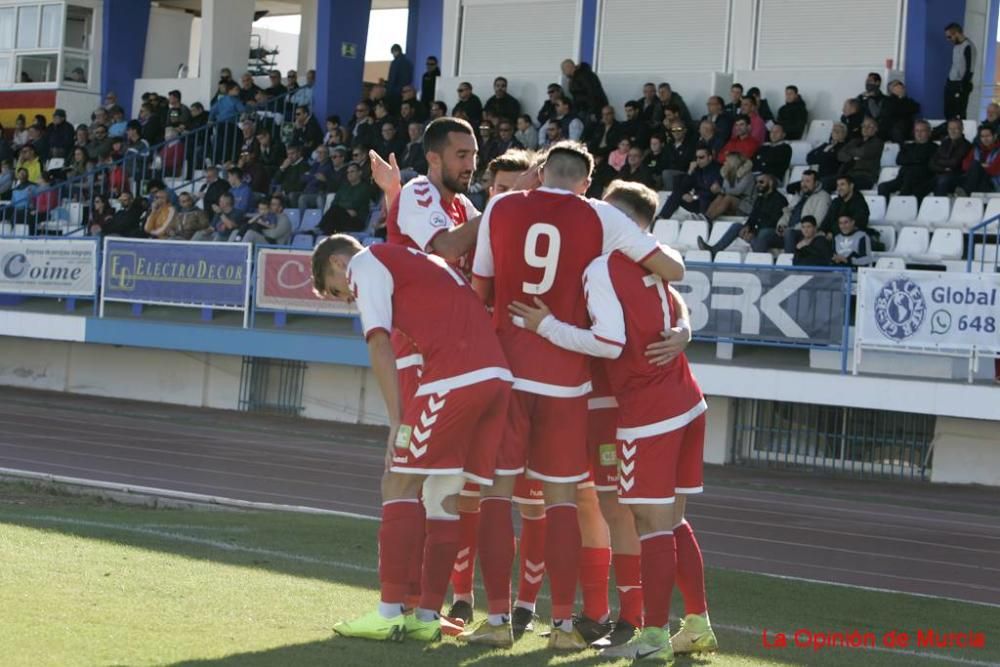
[591,199,685,282]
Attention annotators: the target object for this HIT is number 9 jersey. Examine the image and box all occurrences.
[472,187,660,397]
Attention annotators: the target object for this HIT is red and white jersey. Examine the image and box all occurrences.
[348,244,511,396]
[584,252,705,437]
[472,187,659,397]
[588,359,618,411]
[386,175,480,277]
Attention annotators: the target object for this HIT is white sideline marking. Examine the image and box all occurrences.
[1,512,997,665]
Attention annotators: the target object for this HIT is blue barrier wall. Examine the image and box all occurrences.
[101,0,151,108]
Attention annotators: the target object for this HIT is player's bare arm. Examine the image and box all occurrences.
[367,329,403,468]
[429,214,481,261]
[645,285,693,366]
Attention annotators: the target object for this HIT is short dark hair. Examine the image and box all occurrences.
[980,124,996,136]
[488,149,534,178]
[747,87,761,97]
[786,85,798,94]
[296,105,311,115]
[423,117,475,155]
[432,101,448,115]
[603,181,658,225]
[734,114,751,125]
[228,167,243,179]
[802,169,818,179]
[708,95,725,106]
[624,100,640,111]
[326,114,341,125]
[800,215,817,226]
[270,193,285,208]
[867,72,882,82]
[169,90,181,99]
[311,234,363,296]
[219,192,234,204]
[837,174,855,186]
[945,22,963,32]
[741,96,757,107]
[732,83,744,92]
[494,76,507,85]
[543,140,594,181]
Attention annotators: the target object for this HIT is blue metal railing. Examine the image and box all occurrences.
[966,213,1000,273]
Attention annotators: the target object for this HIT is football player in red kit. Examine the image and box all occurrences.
[509,181,717,662]
[465,141,685,649]
[316,235,512,643]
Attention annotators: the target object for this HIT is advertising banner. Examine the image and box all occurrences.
[674,264,850,347]
[102,239,250,309]
[0,239,97,296]
[856,269,1000,354]
[255,248,357,315]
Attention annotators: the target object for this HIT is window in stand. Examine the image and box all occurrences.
[64,5,92,50]
[40,3,61,48]
[63,53,88,84]
[16,5,39,49]
[0,7,14,50]
[17,52,57,83]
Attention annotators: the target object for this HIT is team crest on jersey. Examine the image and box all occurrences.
[599,443,617,467]
[395,425,413,449]
[429,212,448,228]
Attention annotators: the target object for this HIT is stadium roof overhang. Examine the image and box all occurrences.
[155,0,408,18]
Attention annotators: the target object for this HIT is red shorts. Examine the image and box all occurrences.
[512,474,544,505]
[390,379,511,484]
[617,413,706,504]
[460,482,481,498]
[588,406,619,492]
[392,331,423,407]
[495,390,590,483]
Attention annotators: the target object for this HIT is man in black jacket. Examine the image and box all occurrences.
[776,86,808,140]
[724,83,744,117]
[661,122,697,190]
[878,120,936,198]
[879,80,920,144]
[586,105,622,154]
[657,83,692,125]
[620,100,649,149]
[658,147,722,219]
[483,77,521,124]
[420,56,440,106]
[701,96,732,144]
[561,59,608,122]
[103,191,146,237]
[752,124,792,183]
[821,175,870,236]
[452,82,483,127]
[792,216,833,266]
[700,173,787,253]
[931,119,972,195]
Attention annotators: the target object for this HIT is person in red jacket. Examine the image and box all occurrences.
[959,125,1000,194]
[717,115,760,164]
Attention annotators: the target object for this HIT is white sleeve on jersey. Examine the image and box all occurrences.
[532,257,624,359]
[471,193,500,278]
[397,180,454,252]
[589,199,660,262]
[348,250,394,340]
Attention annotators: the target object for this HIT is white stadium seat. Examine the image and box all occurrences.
[875,256,905,270]
[707,221,738,247]
[805,120,833,146]
[892,227,930,258]
[982,197,1000,223]
[880,143,900,168]
[916,196,951,228]
[945,197,984,230]
[963,119,978,142]
[865,195,887,223]
[926,119,945,131]
[788,141,811,166]
[884,195,918,226]
[943,260,969,272]
[974,243,1000,261]
[653,219,680,246]
[744,252,775,265]
[675,219,709,251]
[877,166,900,186]
[870,225,896,253]
[714,251,744,264]
[685,250,712,263]
[775,253,794,266]
[787,165,809,185]
[913,228,964,262]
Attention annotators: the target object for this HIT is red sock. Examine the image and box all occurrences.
[379,501,424,604]
[478,497,515,615]
[405,502,426,610]
[580,547,611,621]
[674,520,708,615]
[640,532,676,629]
[612,553,643,627]
[545,504,581,621]
[450,510,479,598]
[418,519,461,612]
[515,515,546,606]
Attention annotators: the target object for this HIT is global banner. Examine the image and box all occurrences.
[856,268,1000,353]
[102,239,250,309]
[0,238,97,296]
[255,248,357,315]
[674,264,850,347]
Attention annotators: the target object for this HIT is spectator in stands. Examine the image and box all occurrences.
[781,170,832,251]
[776,86,808,140]
[538,83,566,126]
[515,114,538,150]
[143,187,176,238]
[399,123,428,178]
[747,87,774,123]
[85,124,112,161]
[295,144,334,214]
[821,175,869,236]
[724,83,744,117]
[375,120,406,160]
[753,123,792,183]
[702,96,732,145]
[421,56,440,105]
[696,118,724,156]
[292,69,315,110]
[387,44,413,98]
[931,118,973,195]
[718,115,760,164]
[621,100,649,149]
[107,106,128,138]
[16,144,42,183]
[316,162,373,235]
[12,115,29,149]
[701,172,787,254]
[188,102,208,133]
[643,134,667,188]
[550,97,584,141]
[739,96,768,143]
[0,167,33,225]
[662,122,697,190]
[792,216,833,266]
[293,106,324,152]
[879,80,920,144]
[800,122,849,192]
[275,144,309,203]
[398,100,420,131]
[89,108,109,133]
[832,215,873,267]
[239,72,261,103]
[0,160,13,198]
[494,119,522,156]
[401,85,427,121]
[103,191,146,237]
[857,72,885,119]
[982,103,1000,137]
[561,59,608,121]
[430,100,448,120]
[195,192,244,241]
[195,165,229,212]
[123,121,151,176]
[878,120,936,199]
[958,125,1000,194]
[836,117,883,190]
[638,83,661,129]
[945,23,975,120]
[27,124,49,163]
[351,145,373,182]
[658,147,722,219]
[46,109,75,158]
[265,70,287,98]
[239,149,271,194]
[349,102,377,147]
[619,146,655,188]
[704,151,754,220]
[139,103,164,145]
[159,127,184,178]
[237,120,260,158]
[586,105,619,155]
[165,191,210,240]
[539,121,563,150]
[74,125,90,151]
[324,145,349,192]
[86,193,113,235]
[242,194,293,245]
[660,104,689,137]
[841,98,864,140]
[224,166,250,214]
[608,137,630,172]
[255,127,285,180]
[453,82,483,127]
[484,77,521,123]
[65,146,90,179]
[658,83,692,125]
[324,116,342,147]
[166,90,191,129]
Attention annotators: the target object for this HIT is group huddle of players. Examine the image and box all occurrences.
[312,117,718,663]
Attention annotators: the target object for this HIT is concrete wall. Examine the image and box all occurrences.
[143,6,195,79]
[930,417,1000,486]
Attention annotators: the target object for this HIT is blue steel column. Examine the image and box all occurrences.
[100,0,151,107]
[406,0,443,84]
[903,0,968,119]
[313,0,372,124]
[579,0,598,64]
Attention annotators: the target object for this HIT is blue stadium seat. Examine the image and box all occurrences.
[292,233,314,249]
[300,209,323,233]
[285,209,301,231]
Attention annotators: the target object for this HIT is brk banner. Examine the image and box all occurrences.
[255,248,357,315]
[102,239,250,309]
[0,238,97,296]
[674,264,850,347]
[856,269,1000,353]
